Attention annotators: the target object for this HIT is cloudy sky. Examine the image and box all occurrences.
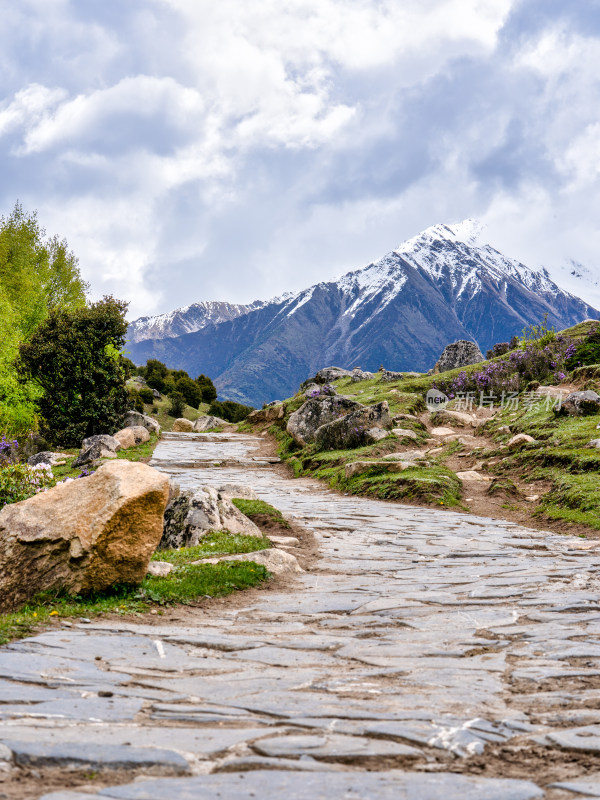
[1,0,599,319]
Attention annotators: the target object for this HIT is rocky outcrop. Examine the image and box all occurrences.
[114,426,150,449]
[314,401,391,450]
[434,340,484,373]
[247,405,285,424]
[287,396,364,446]
[81,435,121,453]
[72,442,118,468]
[159,486,263,550]
[193,415,230,431]
[123,411,160,435]
[0,461,171,612]
[351,368,375,382]
[560,390,600,417]
[27,452,70,467]
[313,367,352,384]
[172,418,194,432]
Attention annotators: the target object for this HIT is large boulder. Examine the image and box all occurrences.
[113,426,150,449]
[434,340,484,373]
[247,405,284,424]
[193,415,230,431]
[159,486,263,550]
[351,368,375,382]
[314,401,391,450]
[286,396,364,446]
[560,390,600,417]
[172,418,194,432]
[0,461,171,612]
[81,434,121,453]
[123,411,160,435]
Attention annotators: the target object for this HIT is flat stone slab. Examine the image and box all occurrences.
[4,740,190,772]
[546,725,600,752]
[87,771,544,799]
[252,733,423,759]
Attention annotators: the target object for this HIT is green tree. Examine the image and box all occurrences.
[145,359,169,392]
[196,373,217,403]
[176,375,203,408]
[168,391,186,418]
[18,297,130,446]
[209,399,254,422]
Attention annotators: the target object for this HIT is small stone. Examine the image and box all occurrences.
[586,439,600,449]
[507,434,537,450]
[456,471,492,482]
[147,561,174,577]
[391,428,418,440]
[525,495,540,502]
[194,548,302,576]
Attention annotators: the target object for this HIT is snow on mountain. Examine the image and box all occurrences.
[127,220,599,406]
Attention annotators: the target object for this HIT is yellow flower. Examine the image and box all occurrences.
[49,610,58,616]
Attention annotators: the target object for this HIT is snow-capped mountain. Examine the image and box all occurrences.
[126,221,599,406]
[127,300,270,343]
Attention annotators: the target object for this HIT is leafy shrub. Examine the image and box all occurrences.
[175,376,202,408]
[209,399,254,422]
[0,434,20,465]
[138,387,154,404]
[18,297,130,447]
[486,336,519,359]
[0,463,56,508]
[127,387,145,413]
[168,391,186,417]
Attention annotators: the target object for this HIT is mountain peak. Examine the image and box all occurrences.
[395,218,485,255]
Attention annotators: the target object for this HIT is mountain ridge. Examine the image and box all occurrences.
[126,220,599,406]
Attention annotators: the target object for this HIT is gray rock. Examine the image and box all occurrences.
[193,415,229,432]
[5,740,189,772]
[123,410,161,435]
[81,434,121,453]
[216,484,258,500]
[152,388,162,399]
[379,369,408,382]
[72,441,118,468]
[253,732,422,759]
[88,772,544,799]
[434,340,484,373]
[195,547,302,576]
[27,451,70,467]
[287,396,363,446]
[313,366,352,384]
[392,428,418,440]
[147,561,174,577]
[159,486,262,549]
[587,439,600,449]
[561,390,600,417]
[314,401,391,450]
[351,368,375,382]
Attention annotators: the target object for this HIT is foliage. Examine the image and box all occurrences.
[120,356,136,380]
[566,325,600,370]
[434,335,575,397]
[127,387,145,413]
[209,399,254,422]
[0,203,89,439]
[486,336,519,360]
[18,297,130,447]
[175,375,203,408]
[143,359,169,391]
[0,463,56,507]
[167,391,186,417]
[138,387,155,404]
[195,373,217,403]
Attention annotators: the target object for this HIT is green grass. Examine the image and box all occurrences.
[153,530,271,563]
[0,535,271,646]
[231,498,291,529]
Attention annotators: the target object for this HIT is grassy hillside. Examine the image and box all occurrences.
[245,320,600,536]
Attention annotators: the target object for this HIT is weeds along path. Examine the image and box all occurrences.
[3,431,600,799]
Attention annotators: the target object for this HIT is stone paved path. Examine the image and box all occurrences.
[3,432,600,798]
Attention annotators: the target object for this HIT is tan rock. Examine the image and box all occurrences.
[113,426,150,449]
[195,547,303,576]
[431,427,456,437]
[0,461,170,612]
[248,405,285,423]
[268,535,300,546]
[456,470,492,482]
[172,418,194,432]
[392,428,418,440]
[147,560,174,577]
[507,434,537,450]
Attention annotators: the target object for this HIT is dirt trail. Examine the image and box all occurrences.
[2,431,600,799]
